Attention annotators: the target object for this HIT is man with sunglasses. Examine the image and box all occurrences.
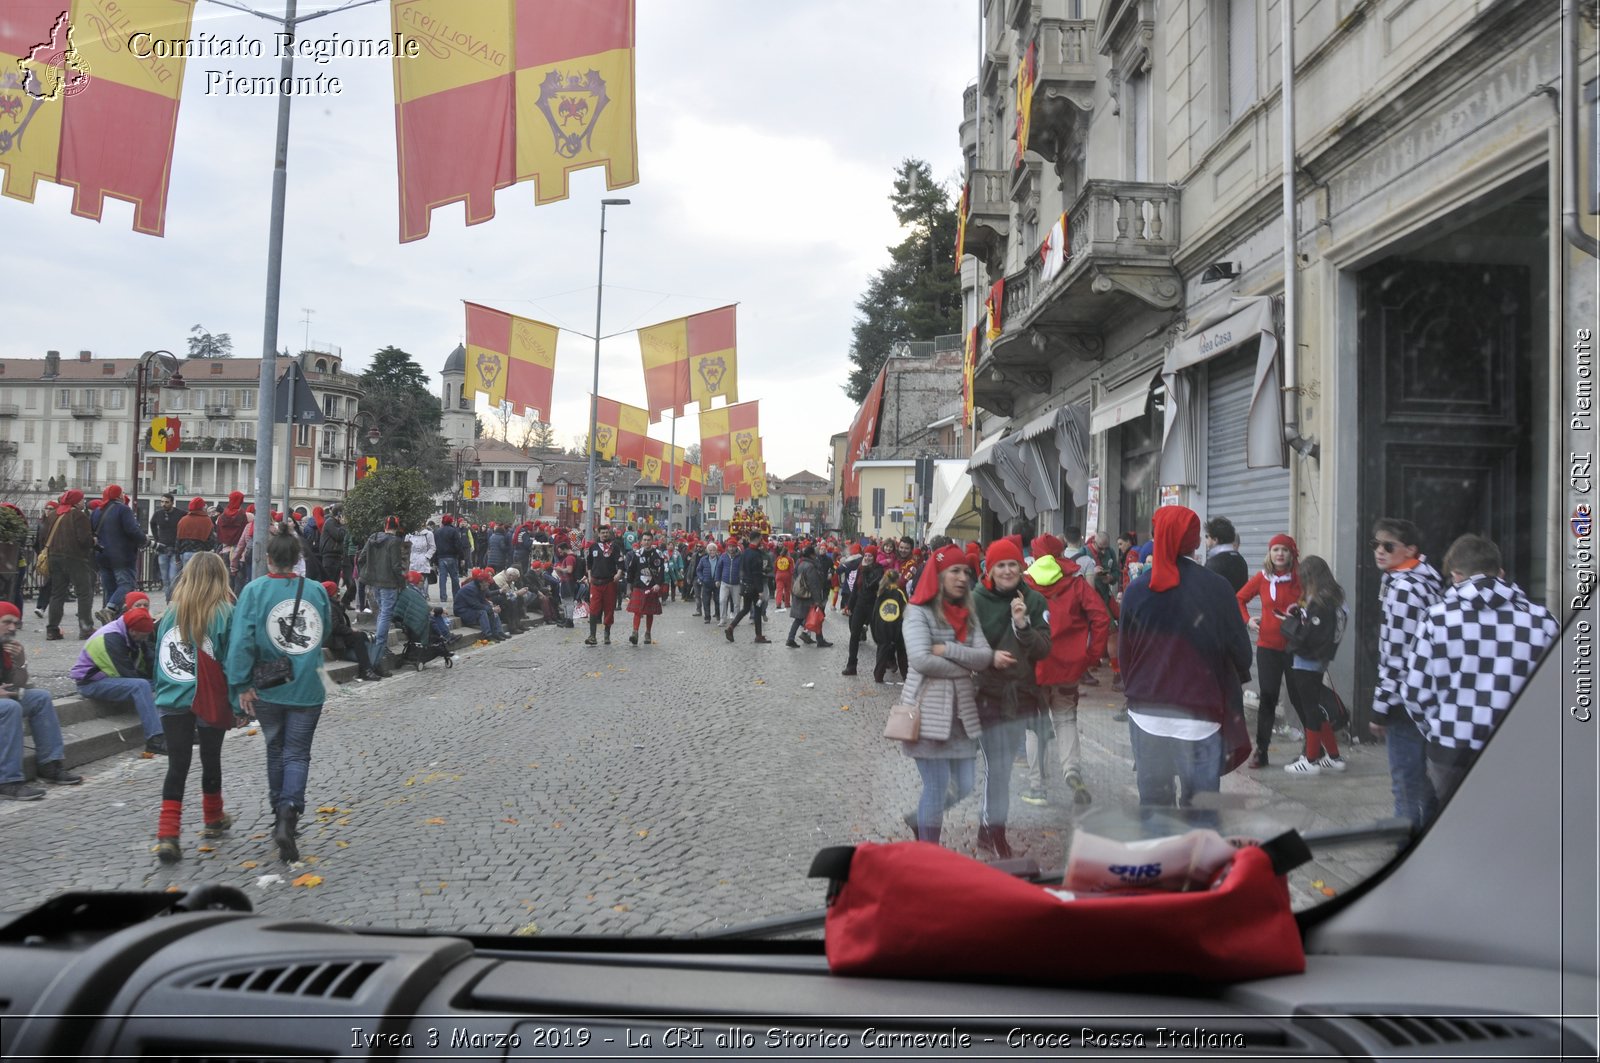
[1369,518,1444,826]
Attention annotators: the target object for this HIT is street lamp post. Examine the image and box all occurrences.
[131,350,186,510]
[584,198,630,540]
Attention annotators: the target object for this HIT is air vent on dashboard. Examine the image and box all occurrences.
[186,960,381,999]
[1352,1013,1552,1047]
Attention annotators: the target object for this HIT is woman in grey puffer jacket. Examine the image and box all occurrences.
[897,545,1010,846]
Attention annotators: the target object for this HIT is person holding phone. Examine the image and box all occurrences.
[1236,534,1302,768]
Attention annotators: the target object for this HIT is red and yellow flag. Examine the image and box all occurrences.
[391,0,638,243]
[148,415,181,452]
[677,459,703,501]
[0,0,196,236]
[962,325,978,429]
[985,278,1005,340]
[463,301,559,418]
[698,400,758,470]
[591,395,649,466]
[356,456,379,480]
[1014,40,1036,166]
[722,435,763,489]
[953,181,968,274]
[637,305,738,421]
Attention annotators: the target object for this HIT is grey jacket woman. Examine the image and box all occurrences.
[789,558,825,620]
[899,601,992,759]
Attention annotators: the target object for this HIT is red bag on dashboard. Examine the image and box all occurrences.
[817,838,1306,984]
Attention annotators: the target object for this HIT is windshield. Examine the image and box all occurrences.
[0,0,1591,940]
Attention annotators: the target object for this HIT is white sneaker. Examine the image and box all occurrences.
[1284,756,1322,775]
[1314,754,1347,772]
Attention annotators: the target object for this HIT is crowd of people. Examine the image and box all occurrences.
[0,487,1561,870]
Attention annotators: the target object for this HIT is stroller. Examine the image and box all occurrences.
[396,583,454,670]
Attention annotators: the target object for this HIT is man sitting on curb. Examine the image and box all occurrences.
[1,602,83,799]
[71,606,165,755]
[454,568,507,643]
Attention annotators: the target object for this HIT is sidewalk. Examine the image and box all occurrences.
[6,594,537,782]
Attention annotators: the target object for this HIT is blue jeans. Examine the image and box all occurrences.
[438,557,461,602]
[1386,714,1438,826]
[978,716,1027,829]
[372,586,399,657]
[159,551,182,598]
[77,676,162,740]
[1128,720,1222,831]
[254,700,322,814]
[913,756,976,843]
[109,565,137,611]
[457,606,502,637]
[1,688,65,782]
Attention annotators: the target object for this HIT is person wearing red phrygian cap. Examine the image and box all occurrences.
[1118,506,1253,828]
[899,544,1011,847]
[42,490,97,640]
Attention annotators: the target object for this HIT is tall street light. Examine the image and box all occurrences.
[584,197,629,540]
[132,350,186,509]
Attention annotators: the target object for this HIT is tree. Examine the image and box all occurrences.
[474,415,485,440]
[518,420,557,453]
[341,466,435,543]
[478,504,516,526]
[685,443,701,466]
[359,346,450,491]
[569,433,591,458]
[844,158,962,402]
[188,325,234,359]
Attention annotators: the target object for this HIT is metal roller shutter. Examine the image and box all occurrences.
[1205,344,1291,561]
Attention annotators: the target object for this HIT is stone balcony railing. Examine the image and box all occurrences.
[965,168,1011,259]
[0,404,19,417]
[998,179,1181,328]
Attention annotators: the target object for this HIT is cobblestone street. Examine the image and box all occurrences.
[0,599,1404,936]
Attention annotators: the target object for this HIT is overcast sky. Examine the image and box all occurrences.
[2,0,976,479]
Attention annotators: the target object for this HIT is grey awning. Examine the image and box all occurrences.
[1164,296,1287,471]
[994,434,1045,519]
[1016,402,1092,506]
[968,434,1021,523]
[1091,375,1153,434]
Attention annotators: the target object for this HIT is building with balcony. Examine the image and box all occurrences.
[959,0,1597,717]
[0,348,366,520]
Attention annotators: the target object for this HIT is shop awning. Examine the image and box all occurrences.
[928,465,979,539]
[994,434,1045,519]
[968,432,1021,523]
[1091,374,1153,435]
[1164,296,1287,470]
[1017,401,1092,505]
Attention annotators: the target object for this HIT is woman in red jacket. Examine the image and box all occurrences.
[1236,533,1302,768]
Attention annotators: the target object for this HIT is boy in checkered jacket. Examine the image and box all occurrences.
[1400,533,1558,808]
[1369,518,1446,825]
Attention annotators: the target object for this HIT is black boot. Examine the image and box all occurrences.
[976,823,1013,860]
[273,806,300,863]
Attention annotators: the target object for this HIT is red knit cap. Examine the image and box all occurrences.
[59,489,84,508]
[0,602,20,621]
[321,581,339,597]
[1268,533,1299,561]
[1031,533,1065,560]
[1149,506,1202,593]
[188,496,206,512]
[102,484,123,502]
[121,607,155,635]
[985,537,1025,572]
[124,591,151,612]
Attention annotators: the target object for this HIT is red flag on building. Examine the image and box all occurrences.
[843,364,887,501]
[390,0,638,243]
[0,0,198,236]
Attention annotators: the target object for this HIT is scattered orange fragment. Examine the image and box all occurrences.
[424,817,446,825]
[291,873,323,888]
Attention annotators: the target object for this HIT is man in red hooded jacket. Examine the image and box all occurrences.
[1022,533,1110,807]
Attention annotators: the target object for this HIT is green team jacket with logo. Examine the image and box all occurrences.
[153,608,236,715]
[225,573,331,707]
